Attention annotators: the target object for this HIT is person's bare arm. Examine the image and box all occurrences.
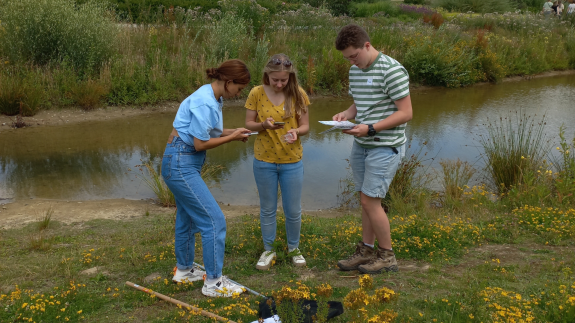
[193,128,249,151]
[343,95,412,137]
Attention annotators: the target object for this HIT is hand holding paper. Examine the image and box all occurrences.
[318,121,357,134]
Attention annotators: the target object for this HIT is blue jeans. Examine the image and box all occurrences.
[161,137,226,280]
[253,159,303,251]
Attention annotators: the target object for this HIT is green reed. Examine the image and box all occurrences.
[478,112,548,194]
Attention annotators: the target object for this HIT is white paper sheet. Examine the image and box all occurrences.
[318,121,357,134]
[250,315,282,323]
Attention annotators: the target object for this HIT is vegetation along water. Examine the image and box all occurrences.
[1,0,575,115]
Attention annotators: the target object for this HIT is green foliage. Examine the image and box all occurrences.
[350,1,402,18]
[101,0,218,21]
[0,0,117,72]
[477,112,548,194]
[405,0,431,4]
[511,0,545,11]
[433,0,515,13]
[0,68,45,116]
[207,12,252,62]
[551,125,575,205]
[402,32,486,87]
[219,0,270,34]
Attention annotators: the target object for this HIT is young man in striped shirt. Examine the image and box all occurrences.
[333,24,412,274]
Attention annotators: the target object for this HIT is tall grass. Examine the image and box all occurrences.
[0,0,117,72]
[37,206,54,231]
[433,0,515,13]
[385,142,433,214]
[477,112,548,194]
[137,157,224,207]
[439,159,476,207]
[1,2,575,114]
[551,125,575,205]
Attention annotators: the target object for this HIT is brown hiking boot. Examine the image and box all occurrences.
[337,241,375,271]
[358,247,398,274]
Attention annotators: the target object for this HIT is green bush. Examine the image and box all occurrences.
[405,0,431,4]
[206,12,253,62]
[219,0,270,34]
[96,0,218,21]
[0,69,44,116]
[433,0,515,13]
[511,0,545,11]
[0,0,117,72]
[350,1,401,17]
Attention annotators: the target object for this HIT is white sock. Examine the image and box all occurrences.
[205,277,220,285]
[364,243,374,248]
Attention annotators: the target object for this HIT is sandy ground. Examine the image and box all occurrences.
[0,198,358,229]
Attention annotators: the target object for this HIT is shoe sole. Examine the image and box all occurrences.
[336,262,359,271]
[172,277,203,284]
[358,265,399,274]
[256,255,276,270]
[337,259,373,271]
[293,261,306,267]
[201,288,245,298]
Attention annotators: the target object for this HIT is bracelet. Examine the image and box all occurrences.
[261,122,266,130]
[296,128,300,135]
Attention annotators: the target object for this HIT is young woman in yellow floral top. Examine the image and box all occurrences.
[244,53,310,270]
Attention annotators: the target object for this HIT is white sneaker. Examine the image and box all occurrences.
[256,251,276,270]
[290,248,306,267]
[201,276,246,297]
[172,266,205,283]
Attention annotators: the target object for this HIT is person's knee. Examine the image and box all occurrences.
[360,192,382,210]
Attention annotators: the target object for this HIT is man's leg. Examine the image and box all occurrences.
[361,193,392,249]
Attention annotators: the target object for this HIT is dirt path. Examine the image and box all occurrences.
[0,199,358,229]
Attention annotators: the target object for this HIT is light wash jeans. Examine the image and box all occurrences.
[161,137,226,280]
[253,158,304,252]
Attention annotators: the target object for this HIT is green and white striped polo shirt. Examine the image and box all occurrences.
[348,52,410,148]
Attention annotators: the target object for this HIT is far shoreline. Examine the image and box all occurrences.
[1,69,574,134]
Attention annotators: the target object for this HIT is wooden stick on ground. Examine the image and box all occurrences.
[125,281,236,323]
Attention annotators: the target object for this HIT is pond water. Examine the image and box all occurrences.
[1,74,574,209]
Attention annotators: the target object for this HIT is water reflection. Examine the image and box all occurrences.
[1,74,574,209]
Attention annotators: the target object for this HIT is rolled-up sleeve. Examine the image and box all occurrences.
[188,104,212,141]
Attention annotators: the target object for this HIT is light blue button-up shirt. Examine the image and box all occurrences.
[173,84,223,146]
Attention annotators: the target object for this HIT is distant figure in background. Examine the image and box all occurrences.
[544,0,554,17]
[556,0,565,15]
[568,0,575,14]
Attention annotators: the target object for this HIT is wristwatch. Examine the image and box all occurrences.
[367,124,376,136]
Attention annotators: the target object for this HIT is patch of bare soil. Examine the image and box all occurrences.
[442,243,575,276]
[0,198,359,230]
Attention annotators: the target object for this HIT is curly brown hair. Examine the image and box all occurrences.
[335,24,370,51]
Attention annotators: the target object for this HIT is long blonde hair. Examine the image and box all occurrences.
[262,53,308,119]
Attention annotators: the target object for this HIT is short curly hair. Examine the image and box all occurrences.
[335,24,370,51]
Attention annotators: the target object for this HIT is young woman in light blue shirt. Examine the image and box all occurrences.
[162,59,251,297]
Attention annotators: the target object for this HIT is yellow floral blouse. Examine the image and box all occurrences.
[245,85,310,164]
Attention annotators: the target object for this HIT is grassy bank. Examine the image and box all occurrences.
[1,0,575,116]
[2,117,575,322]
[1,203,575,322]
